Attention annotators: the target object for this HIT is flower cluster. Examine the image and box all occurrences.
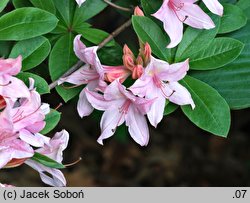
[59,34,195,146]
[0,56,68,187]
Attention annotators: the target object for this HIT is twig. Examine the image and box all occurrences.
[103,0,132,12]
[49,19,132,90]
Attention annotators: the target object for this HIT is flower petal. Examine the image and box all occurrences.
[77,89,94,117]
[202,0,223,16]
[125,106,149,146]
[0,55,22,76]
[166,82,195,109]
[97,109,125,145]
[152,0,184,48]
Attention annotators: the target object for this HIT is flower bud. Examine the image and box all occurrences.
[105,68,130,83]
[123,54,135,71]
[123,44,134,56]
[132,65,144,79]
[134,6,144,16]
[143,43,152,65]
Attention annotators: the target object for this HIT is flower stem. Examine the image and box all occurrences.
[103,0,132,12]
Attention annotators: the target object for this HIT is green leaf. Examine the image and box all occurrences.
[141,0,162,16]
[219,4,247,34]
[175,15,220,62]
[237,0,250,19]
[132,16,171,61]
[190,21,250,109]
[0,41,13,57]
[189,37,244,70]
[16,72,50,95]
[12,0,33,8]
[77,28,115,47]
[29,0,56,14]
[164,102,178,116]
[72,0,107,29]
[98,44,123,66]
[49,34,81,102]
[0,0,8,13]
[9,36,51,71]
[181,76,230,137]
[0,8,58,40]
[54,0,75,27]
[31,152,65,169]
[40,109,61,134]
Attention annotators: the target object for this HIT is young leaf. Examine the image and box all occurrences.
[40,109,61,134]
[175,15,220,62]
[49,34,81,102]
[181,76,231,138]
[189,37,244,70]
[132,16,171,62]
[219,4,247,34]
[9,36,51,71]
[0,0,8,13]
[191,21,250,110]
[29,0,56,14]
[16,72,50,95]
[31,152,65,169]
[0,8,58,40]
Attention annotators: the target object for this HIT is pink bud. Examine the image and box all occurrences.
[136,56,144,66]
[105,68,130,83]
[123,44,134,56]
[134,6,144,16]
[143,43,152,65]
[123,55,135,70]
[132,65,144,79]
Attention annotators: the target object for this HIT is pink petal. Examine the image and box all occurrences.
[129,76,153,97]
[0,55,22,76]
[181,3,215,29]
[202,0,223,16]
[159,59,189,82]
[166,82,195,109]
[125,106,149,146]
[19,129,45,148]
[152,0,184,48]
[98,109,125,145]
[146,90,166,128]
[0,75,30,98]
[73,35,87,62]
[77,89,94,118]
[25,160,66,187]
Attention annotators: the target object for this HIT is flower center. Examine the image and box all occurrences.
[168,0,188,22]
[153,75,175,98]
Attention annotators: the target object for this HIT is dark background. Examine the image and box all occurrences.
[1,5,250,187]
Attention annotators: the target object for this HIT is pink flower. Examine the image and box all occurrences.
[152,0,222,48]
[0,183,14,187]
[75,0,86,7]
[59,35,130,117]
[85,80,155,146]
[130,55,195,128]
[0,132,34,169]
[25,130,69,187]
[0,79,50,147]
[0,56,30,99]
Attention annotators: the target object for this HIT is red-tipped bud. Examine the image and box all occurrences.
[123,44,134,56]
[132,65,144,79]
[143,43,152,64]
[136,56,144,66]
[134,6,144,16]
[123,54,135,70]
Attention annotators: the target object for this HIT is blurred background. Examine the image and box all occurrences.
[1,2,250,187]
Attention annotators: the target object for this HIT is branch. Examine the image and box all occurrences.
[103,0,132,12]
[49,19,132,90]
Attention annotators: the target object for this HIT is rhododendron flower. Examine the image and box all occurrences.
[152,0,223,48]
[59,35,130,117]
[75,0,86,7]
[0,132,34,169]
[0,79,50,147]
[85,80,155,146]
[25,130,69,187]
[130,56,195,128]
[0,56,30,99]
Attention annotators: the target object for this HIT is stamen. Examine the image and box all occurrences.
[0,81,12,87]
[168,1,188,22]
[55,103,63,111]
[64,157,82,168]
[61,84,81,89]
